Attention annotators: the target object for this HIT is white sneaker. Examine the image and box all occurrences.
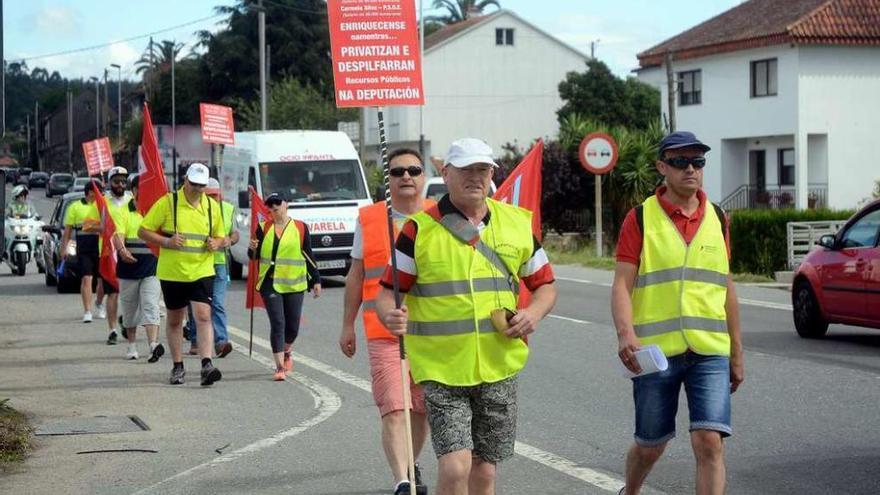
[95,303,107,319]
[83,312,93,323]
[126,344,139,360]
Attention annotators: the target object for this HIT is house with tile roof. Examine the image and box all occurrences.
[636,0,880,210]
[360,10,588,165]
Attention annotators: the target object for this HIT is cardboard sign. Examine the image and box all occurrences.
[82,137,115,177]
[199,103,235,145]
[578,132,619,175]
[327,0,424,107]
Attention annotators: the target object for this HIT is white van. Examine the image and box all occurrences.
[220,130,372,278]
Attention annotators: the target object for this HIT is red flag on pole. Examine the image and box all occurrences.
[92,182,119,291]
[137,102,168,216]
[493,139,544,309]
[246,187,273,309]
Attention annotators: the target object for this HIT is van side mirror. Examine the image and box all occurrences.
[238,190,249,209]
[817,234,837,250]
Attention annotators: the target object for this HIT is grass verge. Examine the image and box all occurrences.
[0,398,32,468]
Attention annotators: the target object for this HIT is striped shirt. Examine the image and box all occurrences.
[380,195,554,293]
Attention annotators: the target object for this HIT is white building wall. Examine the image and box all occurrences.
[366,12,587,160]
[639,45,799,202]
[797,46,880,209]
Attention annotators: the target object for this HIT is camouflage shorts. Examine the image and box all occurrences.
[421,375,518,463]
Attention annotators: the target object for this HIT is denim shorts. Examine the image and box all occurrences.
[632,351,732,446]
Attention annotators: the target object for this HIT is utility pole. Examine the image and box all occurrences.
[110,64,122,144]
[103,69,109,137]
[665,50,676,132]
[1,0,5,138]
[258,0,267,130]
[34,101,40,169]
[89,77,100,138]
[67,89,73,174]
[25,114,30,166]
[172,40,178,188]
[590,39,600,59]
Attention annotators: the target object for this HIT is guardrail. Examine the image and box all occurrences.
[786,220,847,269]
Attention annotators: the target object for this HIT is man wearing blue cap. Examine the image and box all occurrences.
[611,131,744,495]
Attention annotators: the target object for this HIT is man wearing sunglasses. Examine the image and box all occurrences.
[341,148,432,495]
[99,166,131,346]
[611,131,744,495]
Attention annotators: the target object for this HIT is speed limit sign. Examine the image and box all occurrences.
[578,132,618,175]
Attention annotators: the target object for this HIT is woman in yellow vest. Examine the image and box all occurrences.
[248,192,321,381]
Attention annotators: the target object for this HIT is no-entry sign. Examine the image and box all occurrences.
[82,137,114,177]
[578,132,618,175]
[327,0,424,107]
[199,103,235,145]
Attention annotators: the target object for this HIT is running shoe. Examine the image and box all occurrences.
[126,344,138,360]
[169,366,185,385]
[95,303,106,319]
[215,342,233,358]
[148,343,165,363]
[82,311,93,323]
[200,362,222,386]
[393,481,412,495]
[273,368,286,381]
[282,352,293,371]
[106,330,118,345]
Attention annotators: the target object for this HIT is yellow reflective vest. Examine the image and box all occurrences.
[257,220,307,293]
[405,198,534,386]
[214,201,235,265]
[631,195,730,357]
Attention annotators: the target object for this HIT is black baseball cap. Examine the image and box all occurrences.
[658,131,711,158]
[264,192,288,207]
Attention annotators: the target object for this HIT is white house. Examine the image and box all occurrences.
[636,0,880,210]
[362,10,588,167]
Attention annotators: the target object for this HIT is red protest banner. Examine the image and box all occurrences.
[82,137,115,176]
[327,0,424,108]
[199,103,235,145]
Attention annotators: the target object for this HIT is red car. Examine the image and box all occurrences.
[792,199,880,338]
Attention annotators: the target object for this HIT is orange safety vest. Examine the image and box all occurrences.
[359,200,434,340]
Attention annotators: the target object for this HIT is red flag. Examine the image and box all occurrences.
[246,187,273,309]
[493,139,544,309]
[137,102,168,216]
[92,182,119,291]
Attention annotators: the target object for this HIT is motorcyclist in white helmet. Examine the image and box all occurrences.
[6,185,36,218]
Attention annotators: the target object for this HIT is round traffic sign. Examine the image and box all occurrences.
[578,132,619,175]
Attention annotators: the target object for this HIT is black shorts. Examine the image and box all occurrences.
[78,251,99,277]
[160,277,214,310]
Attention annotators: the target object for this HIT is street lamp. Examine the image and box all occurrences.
[88,76,100,138]
[110,64,122,144]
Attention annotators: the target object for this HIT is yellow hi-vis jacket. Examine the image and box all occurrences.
[404,198,534,386]
[631,195,730,357]
[257,220,307,293]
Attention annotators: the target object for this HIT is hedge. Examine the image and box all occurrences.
[728,208,855,276]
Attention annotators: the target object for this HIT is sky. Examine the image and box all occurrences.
[5,0,742,81]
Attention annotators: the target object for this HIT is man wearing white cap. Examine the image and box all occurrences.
[377,138,558,494]
[139,163,226,386]
[101,166,131,345]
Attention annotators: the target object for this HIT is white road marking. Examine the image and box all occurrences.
[549,314,594,325]
[224,329,632,492]
[131,332,341,495]
[557,275,792,312]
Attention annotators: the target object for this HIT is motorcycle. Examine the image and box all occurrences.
[3,212,43,276]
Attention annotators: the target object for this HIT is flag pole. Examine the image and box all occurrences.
[378,107,417,495]
[249,271,255,357]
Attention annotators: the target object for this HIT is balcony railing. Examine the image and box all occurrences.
[720,184,828,210]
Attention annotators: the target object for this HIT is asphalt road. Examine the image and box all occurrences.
[2,185,879,494]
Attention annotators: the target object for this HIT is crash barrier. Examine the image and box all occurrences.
[786,220,847,269]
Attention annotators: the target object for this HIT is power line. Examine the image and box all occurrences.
[14,13,225,64]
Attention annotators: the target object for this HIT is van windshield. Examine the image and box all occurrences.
[259,160,367,202]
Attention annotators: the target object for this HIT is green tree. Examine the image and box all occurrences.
[557,59,660,131]
[236,76,356,131]
[427,0,501,24]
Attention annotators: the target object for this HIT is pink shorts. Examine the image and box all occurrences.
[368,339,426,417]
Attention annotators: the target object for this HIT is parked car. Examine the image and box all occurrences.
[28,171,50,188]
[46,173,74,197]
[71,177,90,192]
[40,192,84,293]
[4,167,20,184]
[792,199,880,337]
[16,167,33,185]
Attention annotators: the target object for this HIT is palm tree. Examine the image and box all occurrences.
[135,40,189,76]
[427,0,501,25]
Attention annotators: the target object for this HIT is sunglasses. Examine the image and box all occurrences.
[389,166,423,178]
[663,156,707,170]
